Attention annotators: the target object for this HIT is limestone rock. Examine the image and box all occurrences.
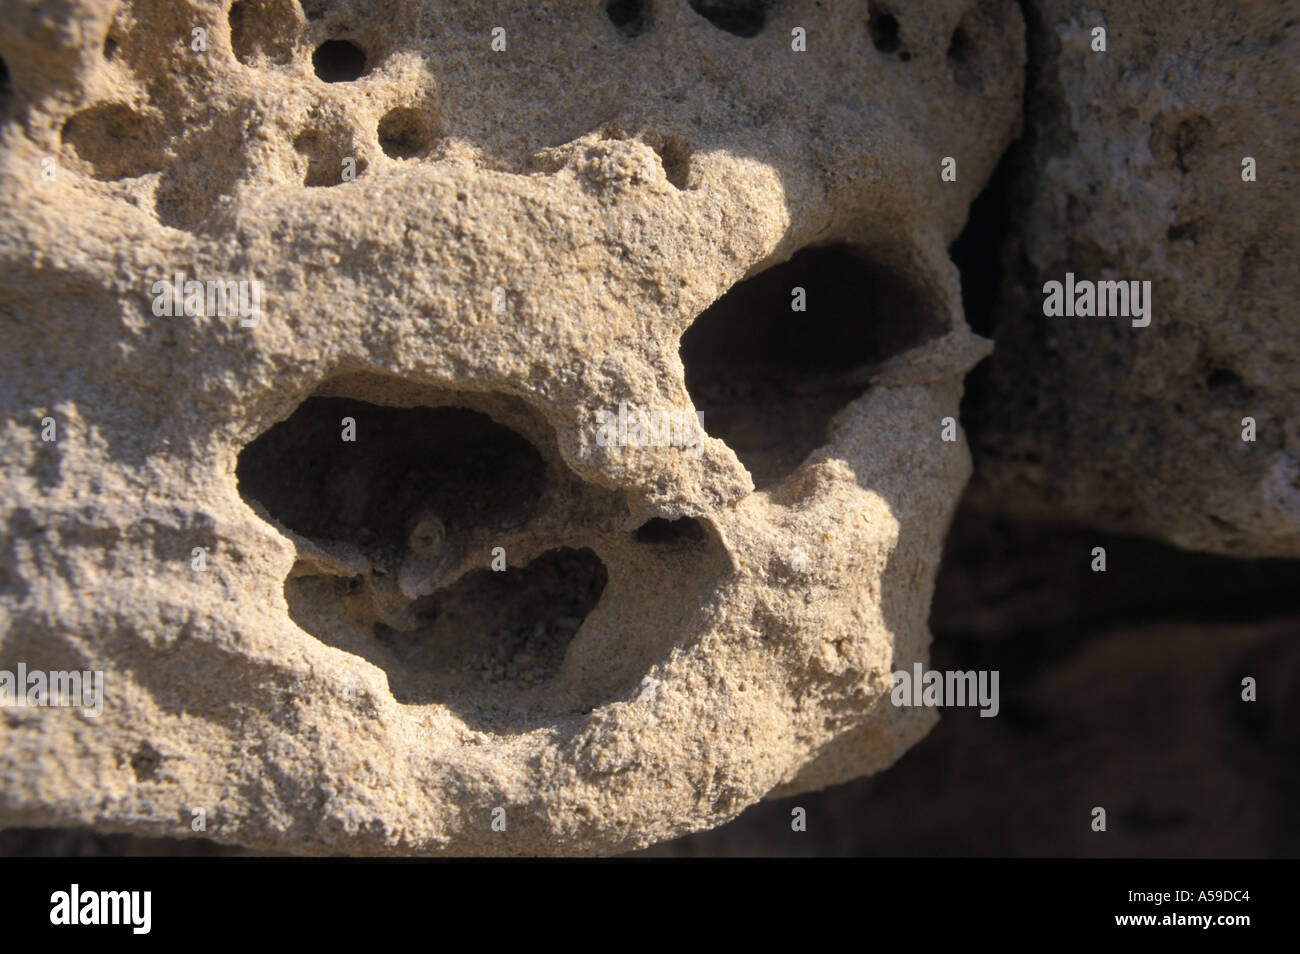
[0,0,1022,853]
[965,0,1300,557]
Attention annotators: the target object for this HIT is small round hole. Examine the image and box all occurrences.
[606,0,649,37]
[378,106,434,159]
[313,39,367,82]
[947,26,971,63]
[1206,368,1243,391]
[868,9,901,54]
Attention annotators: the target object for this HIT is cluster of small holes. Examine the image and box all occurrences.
[57,1,716,197]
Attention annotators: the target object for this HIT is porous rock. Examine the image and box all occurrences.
[0,0,1022,854]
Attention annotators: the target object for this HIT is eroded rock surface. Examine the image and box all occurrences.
[0,0,1022,853]
[965,0,1300,557]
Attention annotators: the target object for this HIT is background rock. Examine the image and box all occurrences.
[962,0,1300,557]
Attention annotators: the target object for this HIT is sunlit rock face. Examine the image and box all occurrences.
[0,0,1022,854]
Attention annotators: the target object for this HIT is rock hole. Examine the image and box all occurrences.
[102,36,118,60]
[680,245,948,487]
[236,391,613,726]
[868,7,902,54]
[237,397,547,556]
[293,127,362,186]
[0,56,9,118]
[230,0,300,67]
[378,106,434,159]
[313,38,366,82]
[1206,368,1244,391]
[688,0,770,38]
[129,741,161,782]
[1167,222,1196,244]
[61,104,163,180]
[606,0,649,38]
[652,134,691,189]
[360,547,607,708]
[634,517,706,545]
[947,26,969,61]
[947,24,980,88]
[949,138,1016,339]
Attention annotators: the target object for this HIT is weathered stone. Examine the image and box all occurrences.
[0,0,1022,853]
[965,0,1300,557]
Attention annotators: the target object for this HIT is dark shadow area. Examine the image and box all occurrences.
[606,0,649,38]
[930,505,1300,646]
[634,516,707,545]
[0,827,261,857]
[688,0,770,38]
[868,8,908,59]
[638,504,1300,857]
[949,136,1018,341]
[283,546,608,730]
[237,397,546,551]
[680,245,948,488]
[237,393,619,731]
[313,39,367,82]
[0,55,10,119]
[368,547,606,705]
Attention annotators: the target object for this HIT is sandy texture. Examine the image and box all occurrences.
[0,0,1022,853]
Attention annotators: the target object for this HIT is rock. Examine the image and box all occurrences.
[964,0,1300,557]
[0,0,1023,854]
